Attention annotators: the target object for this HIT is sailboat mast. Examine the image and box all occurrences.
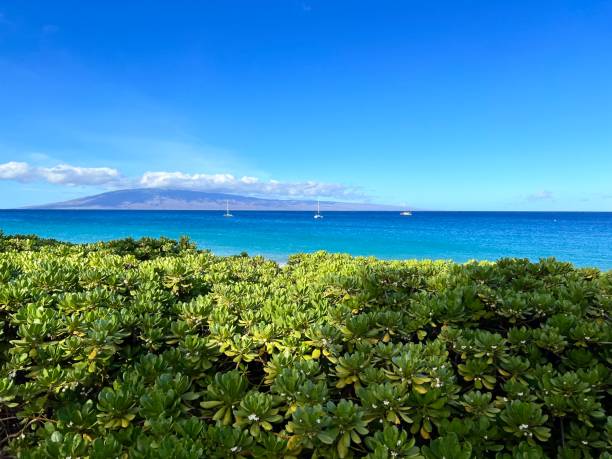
[314,198,323,219]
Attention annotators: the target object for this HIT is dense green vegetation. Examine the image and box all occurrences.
[0,233,610,458]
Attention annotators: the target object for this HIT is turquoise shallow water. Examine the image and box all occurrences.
[0,210,611,269]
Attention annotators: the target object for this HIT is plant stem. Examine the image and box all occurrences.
[560,418,565,448]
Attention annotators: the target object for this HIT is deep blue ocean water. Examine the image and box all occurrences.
[0,210,611,269]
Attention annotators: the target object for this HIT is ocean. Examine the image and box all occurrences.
[0,210,611,270]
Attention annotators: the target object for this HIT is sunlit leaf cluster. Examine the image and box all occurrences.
[0,234,610,458]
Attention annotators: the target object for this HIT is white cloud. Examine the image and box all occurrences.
[139,170,362,199]
[527,190,555,202]
[38,164,121,186]
[0,160,362,199]
[0,161,32,180]
[140,172,238,188]
[0,161,122,186]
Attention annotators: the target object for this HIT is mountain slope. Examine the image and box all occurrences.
[28,188,402,211]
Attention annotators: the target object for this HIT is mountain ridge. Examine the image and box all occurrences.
[26,188,404,211]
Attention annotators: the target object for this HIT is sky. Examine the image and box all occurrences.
[0,0,611,210]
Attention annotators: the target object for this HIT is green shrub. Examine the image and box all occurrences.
[0,234,610,457]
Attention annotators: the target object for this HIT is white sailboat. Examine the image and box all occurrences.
[314,199,323,219]
[400,210,412,216]
[223,200,233,217]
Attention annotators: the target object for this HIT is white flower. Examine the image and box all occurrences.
[316,419,321,424]
[248,414,260,422]
[230,446,240,452]
[383,400,390,406]
[519,424,529,430]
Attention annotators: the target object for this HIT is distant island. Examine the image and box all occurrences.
[26,188,403,211]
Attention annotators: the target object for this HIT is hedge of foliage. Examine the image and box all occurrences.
[0,233,611,458]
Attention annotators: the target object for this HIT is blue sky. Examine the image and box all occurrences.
[1,0,611,210]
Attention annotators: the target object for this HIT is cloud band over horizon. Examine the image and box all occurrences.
[0,161,122,186]
[0,161,363,200]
